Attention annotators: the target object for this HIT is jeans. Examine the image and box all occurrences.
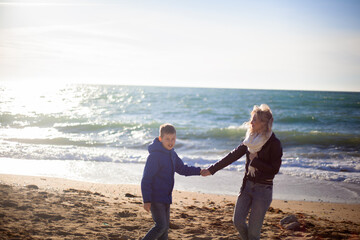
[142,202,170,240]
[233,180,273,240]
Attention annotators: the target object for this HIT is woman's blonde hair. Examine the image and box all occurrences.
[248,104,273,135]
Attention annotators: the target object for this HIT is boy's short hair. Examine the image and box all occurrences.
[159,123,176,137]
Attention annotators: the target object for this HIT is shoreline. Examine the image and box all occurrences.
[1,174,359,239]
[1,158,359,204]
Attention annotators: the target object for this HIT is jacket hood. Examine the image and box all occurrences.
[148,137,173,154]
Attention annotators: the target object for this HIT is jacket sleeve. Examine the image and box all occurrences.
[250,139,282,175]
[174,153,201,176]
[208,144,247,175]
[141,154,159,203]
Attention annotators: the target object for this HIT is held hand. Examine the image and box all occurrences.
[144,203,151,212]
[200,169,211,177]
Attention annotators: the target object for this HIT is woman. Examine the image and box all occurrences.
[201,104,282,240]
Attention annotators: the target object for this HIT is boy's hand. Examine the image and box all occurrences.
[200,169,211,177]
[144,203,151,212]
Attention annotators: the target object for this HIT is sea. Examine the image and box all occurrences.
[1,84,359,203]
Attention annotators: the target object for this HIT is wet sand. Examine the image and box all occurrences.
[0,174,359,239]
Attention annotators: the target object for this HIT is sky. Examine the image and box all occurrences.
[0,0,359,92]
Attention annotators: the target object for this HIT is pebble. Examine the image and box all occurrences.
[280,215,298,225]
[280,215,301,231]
[26,185,39,190]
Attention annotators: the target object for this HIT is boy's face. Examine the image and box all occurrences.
[160,133,176,150]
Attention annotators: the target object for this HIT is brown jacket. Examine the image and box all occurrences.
[208,133,282,190]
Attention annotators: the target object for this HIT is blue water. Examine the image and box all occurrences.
[0,84,359,186]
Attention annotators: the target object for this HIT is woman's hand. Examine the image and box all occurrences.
[144,203,151,212]
[200,169,211,176]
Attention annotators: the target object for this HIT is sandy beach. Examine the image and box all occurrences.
[0,174,359,240]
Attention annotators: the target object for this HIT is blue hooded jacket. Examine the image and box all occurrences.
[141,138,201,204]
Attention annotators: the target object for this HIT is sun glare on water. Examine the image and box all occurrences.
[0,81,93,144]
[1,82,83,116]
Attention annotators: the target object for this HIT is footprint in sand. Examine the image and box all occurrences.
[1,200,18,208]
[184,227,205,234]
[115,210,137,218]
[121,225,139,231]
[34,213,65,221]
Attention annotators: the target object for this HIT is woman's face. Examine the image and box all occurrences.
[250,113,264,133]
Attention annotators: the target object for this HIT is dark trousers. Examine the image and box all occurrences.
[142,202,170,240]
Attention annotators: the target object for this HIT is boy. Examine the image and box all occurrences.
[141,123,201,240]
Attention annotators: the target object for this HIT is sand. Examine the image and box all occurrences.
[0,174,359,240]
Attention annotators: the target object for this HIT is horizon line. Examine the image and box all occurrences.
[1,81,359,93]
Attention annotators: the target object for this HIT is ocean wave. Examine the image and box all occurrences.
[2,121,359,151]
[182,128,359,149]
[277,115,319,124]
[0,113,88,128]
[54,121,162,133]
[277,131,360,148]
[0,141,147,163]
[279,167,360,184]
[295,151,360,160]
[5,138,106,147]
[54,122,138,133]
[1,138,359,184]
[205,127,247,139]
[281,158,360,173]
[181,126,247,140]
